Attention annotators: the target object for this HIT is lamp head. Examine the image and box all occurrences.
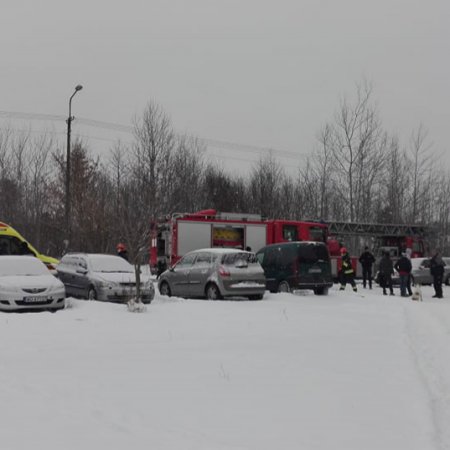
[75,85,83,92]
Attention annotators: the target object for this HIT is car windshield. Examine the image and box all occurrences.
[89,256,134,273]
[0,257,48,276]
[221,252,257,265]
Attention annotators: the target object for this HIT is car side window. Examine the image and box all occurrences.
[61,256,74,268]
[283,225,298,241]
[194,252,212,267]
[177,254,196,267]
[265,248,278,267]
[10,237,24,255]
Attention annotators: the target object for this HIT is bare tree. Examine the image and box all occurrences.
[326,81,388,222]
[407,125,435,222]
[248,153,284,218]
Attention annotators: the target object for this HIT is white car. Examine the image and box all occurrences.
[56,253,155,303]
[0,256,66,312]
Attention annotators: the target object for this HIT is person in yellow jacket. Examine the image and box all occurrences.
[339,247,357,292]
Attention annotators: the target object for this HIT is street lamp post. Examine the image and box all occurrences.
[65,84,83,250]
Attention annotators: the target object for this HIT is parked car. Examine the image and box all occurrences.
[56,253,155,303]
[158,248,266,300]
[397,257,450,286]
[0,255,65,312]
[256,241,333,295]
[444,258,450,285]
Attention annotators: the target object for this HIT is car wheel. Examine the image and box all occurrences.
[314,287,329,295]
[445,276,450,286]
[159,281,172,297]
[88,287,97,300]
[206,283,222,300]
[278,281,290,293]
[410,275,415,286]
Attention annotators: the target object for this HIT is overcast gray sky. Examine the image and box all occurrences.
[1,0,449,173]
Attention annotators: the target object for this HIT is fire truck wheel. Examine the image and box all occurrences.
[159,282,172,297]
[206,283,222,300]
[277,281,290,293]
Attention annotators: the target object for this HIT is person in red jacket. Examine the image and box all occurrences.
[116,243,129,261]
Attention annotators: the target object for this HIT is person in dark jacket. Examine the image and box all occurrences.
[156,259,168,279]
[394,252,412,297]
[378,251,394,295]
[339,247,357,292]
[430,250,445,298]
[359,246,375,289]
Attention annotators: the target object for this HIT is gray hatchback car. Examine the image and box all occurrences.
[57,253,155,303]
[158,248,266,300]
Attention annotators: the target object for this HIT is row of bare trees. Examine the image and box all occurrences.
[1,83,449,259]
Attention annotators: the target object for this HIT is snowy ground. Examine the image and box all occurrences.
[1,283,450,450]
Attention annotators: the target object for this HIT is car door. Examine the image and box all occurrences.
[169,253,196,297]
[189,252,213,297]
[74,257,90,298]
[58,257,79,297]
[257,247,278,292]
[65,257,86,298]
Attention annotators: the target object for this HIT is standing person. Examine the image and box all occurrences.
[430,250,446,298]
[339,247,357,292]
[116,243,129,261]
[394,252,412,297]
[156,259,167,279]
[404,248,413,296]
[359,246,375,289]
[378,251,394,295]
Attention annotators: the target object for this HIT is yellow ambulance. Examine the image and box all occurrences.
[0,222,59,271]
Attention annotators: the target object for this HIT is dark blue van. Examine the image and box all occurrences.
[256,241,333,295]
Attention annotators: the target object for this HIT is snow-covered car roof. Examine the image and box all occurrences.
[0,255,49,276]
[62,253,134,272]
[188,248,253,255]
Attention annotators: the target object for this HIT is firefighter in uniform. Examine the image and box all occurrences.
[339,247,357,292]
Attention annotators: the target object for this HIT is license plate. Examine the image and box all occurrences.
[309,268,322,274]
[23,296,47,303]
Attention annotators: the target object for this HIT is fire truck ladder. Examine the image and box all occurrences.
[326,221,429,237]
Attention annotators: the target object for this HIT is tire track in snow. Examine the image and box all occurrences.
[403,301,450,450]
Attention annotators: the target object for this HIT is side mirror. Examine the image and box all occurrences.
[76,268,88,275]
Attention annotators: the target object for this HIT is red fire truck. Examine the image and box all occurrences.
[149,209,330,273]
[149,211,429,280]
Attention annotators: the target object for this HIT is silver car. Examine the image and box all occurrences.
[158,248,266,300]
[395,257,450,286]
[57,253,155,303]
[0,255,65,312]
[444,258,450,285]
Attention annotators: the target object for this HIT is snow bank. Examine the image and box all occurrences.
[1,284,449,449]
